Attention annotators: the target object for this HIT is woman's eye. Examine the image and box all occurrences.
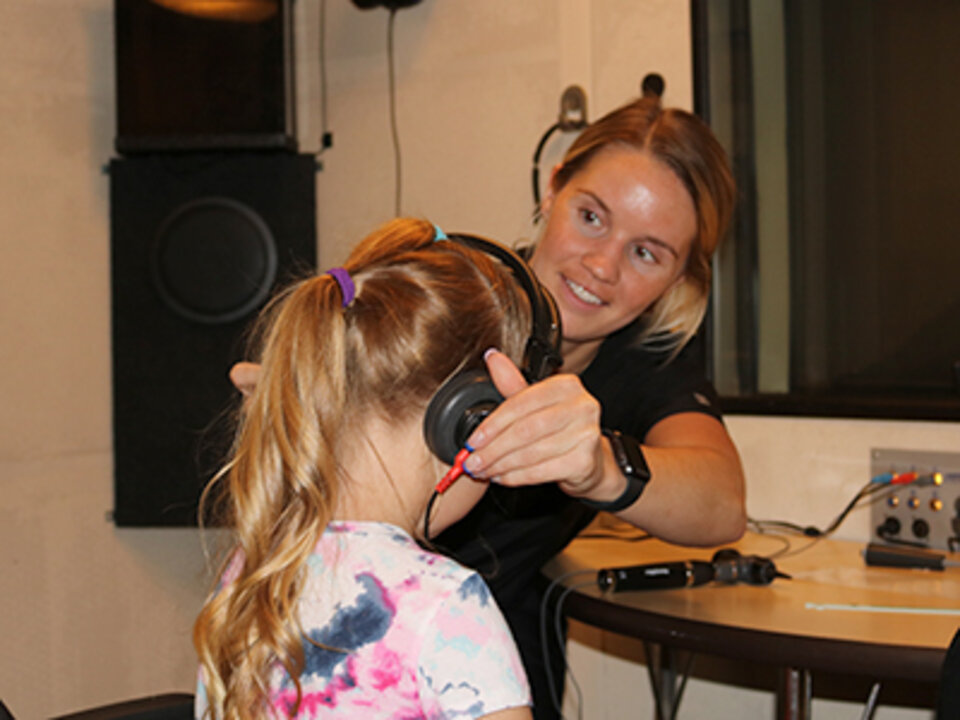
[631,245,657,264]
[579,208,602,227]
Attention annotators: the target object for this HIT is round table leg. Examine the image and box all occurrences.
[777,667,812,720]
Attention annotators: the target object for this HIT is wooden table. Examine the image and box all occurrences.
[543,526,960,719]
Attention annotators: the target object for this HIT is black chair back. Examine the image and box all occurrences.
[937,627,960,720]
[49,693,193,720]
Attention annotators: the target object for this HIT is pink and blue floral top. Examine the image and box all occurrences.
[196,521,531,719]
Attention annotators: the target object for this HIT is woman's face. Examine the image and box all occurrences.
[530,146,697,369]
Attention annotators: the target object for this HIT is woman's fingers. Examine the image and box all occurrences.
[484,348,529,398]
[465,358,603,489]
[469,354,589,446]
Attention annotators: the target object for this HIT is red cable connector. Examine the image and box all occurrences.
[435,447,471,494]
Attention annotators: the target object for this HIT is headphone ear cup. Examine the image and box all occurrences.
[423,368,504,465]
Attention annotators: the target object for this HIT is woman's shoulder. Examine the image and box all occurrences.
[583,320,688,380]
[582,325,720,437]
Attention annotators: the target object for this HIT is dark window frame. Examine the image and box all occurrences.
[692,0,960,423]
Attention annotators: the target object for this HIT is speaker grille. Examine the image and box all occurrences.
[152,197,278,324]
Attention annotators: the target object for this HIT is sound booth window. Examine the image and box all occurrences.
[696,0,960,421]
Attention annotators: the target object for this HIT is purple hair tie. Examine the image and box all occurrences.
[326,267,355,307]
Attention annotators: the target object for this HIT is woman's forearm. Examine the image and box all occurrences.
[581,413,747,546]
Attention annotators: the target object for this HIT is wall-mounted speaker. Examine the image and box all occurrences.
[110,151,317,526]
[114,0,296,153]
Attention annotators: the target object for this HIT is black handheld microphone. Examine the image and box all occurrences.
[597,560,714,592]
[597,550,790,593]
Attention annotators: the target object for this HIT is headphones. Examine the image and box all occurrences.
[422,233,563,465]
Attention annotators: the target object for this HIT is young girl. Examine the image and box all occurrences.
[193,218,535,720]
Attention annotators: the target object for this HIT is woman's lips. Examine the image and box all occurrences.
[562,276,604,306]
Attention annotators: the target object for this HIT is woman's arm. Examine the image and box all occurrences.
[605,412,745,545]
[463,351,746,547]
[231,354,747,546]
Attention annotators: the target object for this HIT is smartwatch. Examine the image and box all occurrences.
[581,429,651,512]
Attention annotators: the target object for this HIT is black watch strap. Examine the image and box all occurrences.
[581,429,651,512]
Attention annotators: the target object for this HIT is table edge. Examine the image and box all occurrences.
[563,590,947,682]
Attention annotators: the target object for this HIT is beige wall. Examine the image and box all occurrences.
[0,1,955,718]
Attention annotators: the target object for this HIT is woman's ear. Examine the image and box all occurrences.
[667,270,688,294]
[540,163,563,218]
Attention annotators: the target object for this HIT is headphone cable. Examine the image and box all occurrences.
[539,571,594,720]
[423,490,440,543]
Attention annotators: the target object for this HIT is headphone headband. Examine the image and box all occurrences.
[446,232,563,381]
[422,232,563,464]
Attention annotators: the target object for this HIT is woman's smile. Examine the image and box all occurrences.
[562,275,604,306]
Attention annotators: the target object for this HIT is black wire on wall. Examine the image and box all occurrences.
[386,8,402,216]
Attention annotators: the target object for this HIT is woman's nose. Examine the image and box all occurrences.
[582,246,619,283]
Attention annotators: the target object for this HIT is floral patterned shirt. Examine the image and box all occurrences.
[196,521,531,719]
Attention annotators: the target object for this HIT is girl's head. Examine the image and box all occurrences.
[223,217,533,526]
[531,95,736,365]
[195,218,532,718]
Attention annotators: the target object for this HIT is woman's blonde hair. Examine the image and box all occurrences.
[550,95,737,354]
[193,218,532,719]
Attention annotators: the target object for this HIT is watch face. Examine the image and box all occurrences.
[584,430,650,512]
[622,437,651,480]
[607,430,650,481]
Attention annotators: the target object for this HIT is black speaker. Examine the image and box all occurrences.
[114,0,296,154]
[110,152,317,526]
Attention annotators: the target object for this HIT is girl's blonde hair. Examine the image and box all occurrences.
[193,218,532,719]
[550,95,737,354]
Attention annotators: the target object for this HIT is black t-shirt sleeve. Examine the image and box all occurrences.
[580,325,723,441]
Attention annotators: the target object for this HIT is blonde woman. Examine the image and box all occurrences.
[438,95,746,718]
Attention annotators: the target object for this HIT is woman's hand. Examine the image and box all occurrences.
[464,350,747,546]
[463,350,614,499]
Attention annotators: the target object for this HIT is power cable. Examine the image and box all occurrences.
[386,7,402,216]
[317,0,333,153]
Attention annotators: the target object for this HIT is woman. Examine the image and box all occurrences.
[230,95,746,718]
[434,95,746,719]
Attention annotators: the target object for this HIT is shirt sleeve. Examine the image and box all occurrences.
[416,573,532,718]
[583,327,724,441]
[635,332,723,433]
